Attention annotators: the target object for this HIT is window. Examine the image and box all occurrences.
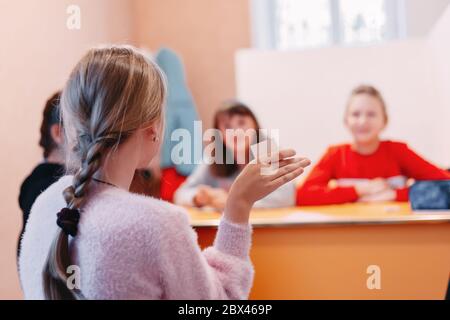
[251,0,406,50]
[276,0,332,49]
[339,0,389,44]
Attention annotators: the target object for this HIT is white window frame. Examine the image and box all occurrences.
[250,0,407,49]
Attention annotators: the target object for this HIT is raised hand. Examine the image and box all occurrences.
[225,149,311,224]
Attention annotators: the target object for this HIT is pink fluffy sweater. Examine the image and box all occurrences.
[19,175,254,299]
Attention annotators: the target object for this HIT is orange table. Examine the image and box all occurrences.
[187,203,450,299]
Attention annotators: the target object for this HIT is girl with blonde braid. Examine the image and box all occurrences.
[19,46,310,300]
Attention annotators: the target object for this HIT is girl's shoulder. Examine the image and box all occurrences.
[378,140,410,156]
[35,175,191,237]
[328,143,350,151]
[118,188,189,222]
[326,140,409,154]
[380,140,408,148]
[323,143,352,158]
[86,180,190,230]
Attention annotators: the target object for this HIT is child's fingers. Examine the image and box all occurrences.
[273,157,301,170]
[276,157,309,168]
[275,149,296,161]
[270,159,309,181]
[269,158,311,177]
[298,158,311,168]
[277,149,296,160]
[260,149,296,165]
[269,166,305,189]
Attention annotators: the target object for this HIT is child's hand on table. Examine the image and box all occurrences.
[355,178,396,202]
[193,185,213,207]
[194,186,228,211]
[355,178,390,197]
[358,188,396,203]
[208,189,228,211]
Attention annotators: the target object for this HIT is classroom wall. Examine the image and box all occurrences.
[0,0,135,299]
[427,4,450,168]
[131,0,251,128]
[405,0,450,37]
[235,38,447,175]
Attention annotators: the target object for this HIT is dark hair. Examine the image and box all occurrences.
[210,100,261,178]
[39,91,62,158]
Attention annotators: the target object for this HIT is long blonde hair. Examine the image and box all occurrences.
[43,45,166,300]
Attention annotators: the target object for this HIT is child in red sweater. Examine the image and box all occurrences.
[297,85,450,206]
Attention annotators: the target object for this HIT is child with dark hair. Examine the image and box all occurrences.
[174,101,303,211]
[18,91,65,257]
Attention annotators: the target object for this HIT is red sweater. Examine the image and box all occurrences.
[297,141,450,205]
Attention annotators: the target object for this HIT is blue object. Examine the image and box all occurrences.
[409,180,450,210]
[155,48,201,176]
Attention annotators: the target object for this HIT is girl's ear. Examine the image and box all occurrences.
[50,124,64,145]
[142,125,160,142]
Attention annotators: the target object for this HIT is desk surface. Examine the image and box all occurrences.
[187,202,450,228]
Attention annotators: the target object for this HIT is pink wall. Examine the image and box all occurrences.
[0,0,134,299]
[132,0,251,128]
